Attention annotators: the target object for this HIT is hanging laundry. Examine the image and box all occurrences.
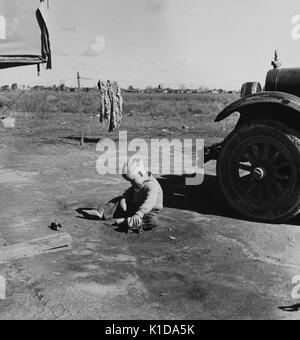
[98,80,107,124]
[97,80,123,132]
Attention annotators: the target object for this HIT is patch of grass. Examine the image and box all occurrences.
[2,91,239,146]
[123,93,237,118]
[2,91,237,117]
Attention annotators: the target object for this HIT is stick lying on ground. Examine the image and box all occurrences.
[0,232,72,262]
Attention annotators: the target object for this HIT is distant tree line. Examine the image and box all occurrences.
[0,82,239,94]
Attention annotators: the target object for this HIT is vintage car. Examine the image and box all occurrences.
[209,54,300,223]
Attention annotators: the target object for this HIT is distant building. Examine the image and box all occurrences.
[31,85,45,91]
[1,85,9,91]
[208,89,219,94]
[125,85,140,93]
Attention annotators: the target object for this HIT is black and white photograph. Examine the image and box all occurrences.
[0,0,300,322]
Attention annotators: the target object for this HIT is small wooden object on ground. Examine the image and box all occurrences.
[0,232,72,262]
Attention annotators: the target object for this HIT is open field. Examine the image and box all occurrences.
[0,92,240,152]
[0,92,300,320]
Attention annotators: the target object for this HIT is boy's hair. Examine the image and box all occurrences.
[123,158,146,178]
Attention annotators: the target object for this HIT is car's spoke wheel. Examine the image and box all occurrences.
[217,120,300,222]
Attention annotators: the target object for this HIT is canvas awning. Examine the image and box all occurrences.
[0,55,45,69]
[0,0,51,71]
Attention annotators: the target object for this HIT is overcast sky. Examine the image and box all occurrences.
[1,0,300,89]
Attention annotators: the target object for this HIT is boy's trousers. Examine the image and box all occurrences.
[98,196,160,230]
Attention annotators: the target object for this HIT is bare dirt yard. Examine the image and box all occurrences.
[0,92,300,320]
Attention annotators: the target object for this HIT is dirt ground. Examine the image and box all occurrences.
[0,108,300,320]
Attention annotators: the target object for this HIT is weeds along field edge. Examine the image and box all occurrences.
[1,91,239,116]
[0,92,240,144]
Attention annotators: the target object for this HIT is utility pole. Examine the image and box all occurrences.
[77,72,81,91]
[77,72,84,146]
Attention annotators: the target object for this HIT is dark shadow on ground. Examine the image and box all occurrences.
[158,174,300,226]
[278,304,300,312]
[288,217,300,226]
[63,136,101,144]
[285,213,300,226]
[158,174,241,220]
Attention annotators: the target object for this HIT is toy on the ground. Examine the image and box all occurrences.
[113,218,144,234]
[50,220,63,231]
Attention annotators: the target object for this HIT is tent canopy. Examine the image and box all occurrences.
[0,0,51,70]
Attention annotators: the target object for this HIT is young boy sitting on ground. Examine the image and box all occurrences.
[82,158,163,233]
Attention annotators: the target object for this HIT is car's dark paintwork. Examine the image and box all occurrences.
[216,67,300,123]
[265,68,300,97]
[215,91,300,122]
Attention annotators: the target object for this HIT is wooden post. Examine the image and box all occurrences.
[77,72,81,91]
[77,72,84,146]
